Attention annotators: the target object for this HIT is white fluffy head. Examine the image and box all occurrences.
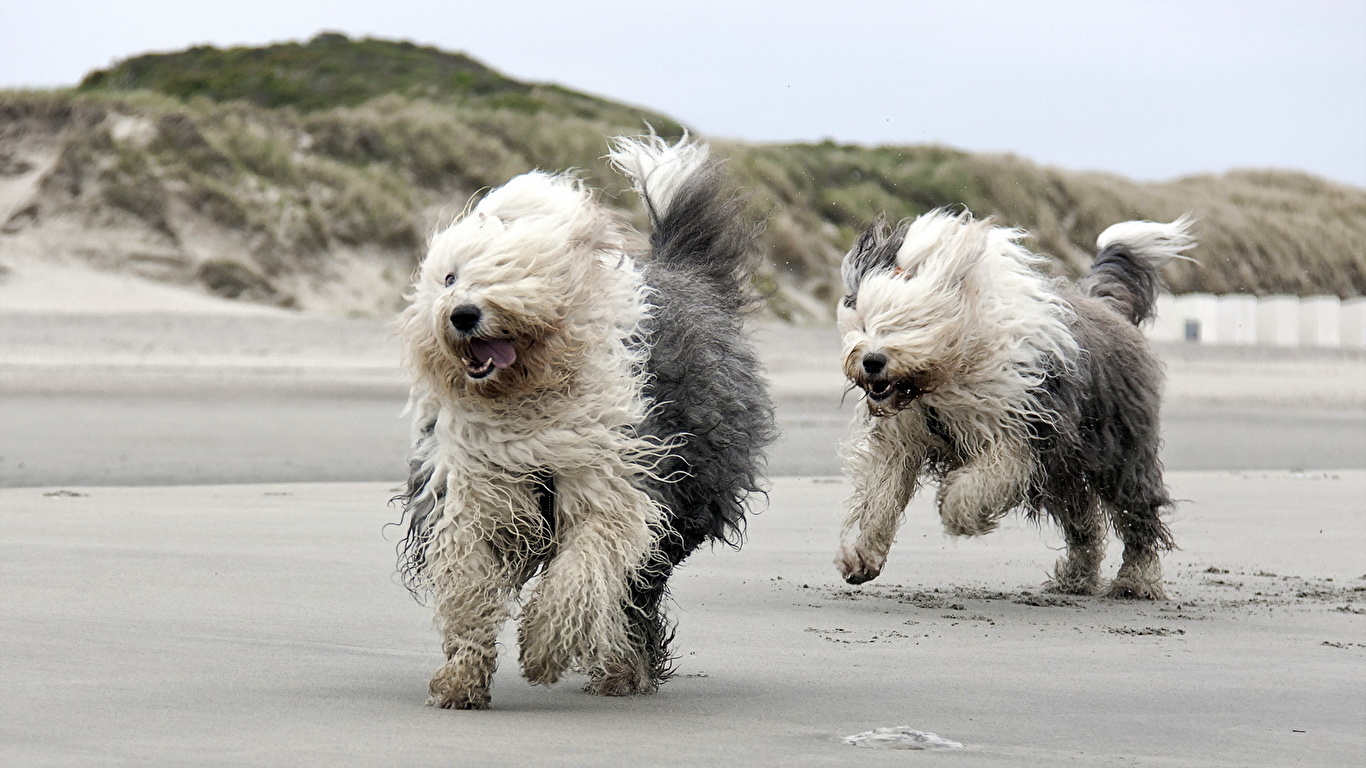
[400,170,644,400]
[838,209,1077,425]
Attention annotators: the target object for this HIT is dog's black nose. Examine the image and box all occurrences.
[450,305,481,332]
[862,352,888,376]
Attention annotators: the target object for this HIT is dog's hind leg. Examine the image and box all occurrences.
[1045,494,1107,595]
[1106,500,1172,600]
[1102,444,1173,599]
[517,468,656,686]
[427,538,517,710]
[837,413,927,585]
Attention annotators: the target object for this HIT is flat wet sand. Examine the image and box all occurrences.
[3,313,1365,486]
[2,473,1362,766]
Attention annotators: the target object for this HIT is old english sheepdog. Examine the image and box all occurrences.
[395,136,775,709]
[834,209,1195,600]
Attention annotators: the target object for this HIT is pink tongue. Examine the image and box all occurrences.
[469,338,517,369]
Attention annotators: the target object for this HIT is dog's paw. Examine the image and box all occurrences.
[936,470,1019,537]
[520,663,565,686]
[836,544,883,585]
[427,689,491,710]
[1045,556,1104,595]
[516,607,572,686]
[427,668,492,710]
[1109,553,1167,600]
[583,665,657,697]
[518,643,570,687]
[1106,575,1168,601]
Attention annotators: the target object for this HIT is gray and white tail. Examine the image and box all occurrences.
[1082,215,1197,325]
[607,134,758,312]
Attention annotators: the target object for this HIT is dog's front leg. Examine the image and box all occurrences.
[517,468,655,686]
[837,413,928,585]
[936,441,1031,536]
[427,534,517,710]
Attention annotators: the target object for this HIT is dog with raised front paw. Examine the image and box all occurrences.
[394,135,775,709]
[834,209,1194,600]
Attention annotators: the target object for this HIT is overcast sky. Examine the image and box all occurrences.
[3,0,1363,187]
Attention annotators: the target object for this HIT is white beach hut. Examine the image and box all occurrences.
[1298,295,1342,348]
[1340,297,1366,350]
[1255,295,1300,347]
[1216,294,1258,345]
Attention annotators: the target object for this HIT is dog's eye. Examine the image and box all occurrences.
[443,273,456,288]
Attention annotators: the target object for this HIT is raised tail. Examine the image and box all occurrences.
[1083,215,1197,324]
[607,134,759,311]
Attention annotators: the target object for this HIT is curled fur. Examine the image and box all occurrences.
[835,209,1195,600]
[395,134,774,709]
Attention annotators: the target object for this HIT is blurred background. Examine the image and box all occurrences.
[1,0,1363,486]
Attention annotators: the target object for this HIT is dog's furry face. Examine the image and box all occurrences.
[838,210,1074,418]
[838,214,987,416]
[401,173,637,400]
[839,272,965,416]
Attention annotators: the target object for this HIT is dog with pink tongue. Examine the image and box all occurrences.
[394,135,775,710]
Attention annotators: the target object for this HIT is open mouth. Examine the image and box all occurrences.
[862,378,926,405]
[465,337,517,380]
[866,380,895,401]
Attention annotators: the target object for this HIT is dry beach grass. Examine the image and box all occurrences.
[3,35,1363,324]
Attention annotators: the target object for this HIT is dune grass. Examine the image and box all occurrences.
[2,36,1361,319]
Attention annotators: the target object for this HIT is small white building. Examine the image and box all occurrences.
[1256,295,1300,347]
[1137,292,1363,348]
[1172,293,1221,343]
[1299,295,1342,348]
[1216,294,1258,345]
[1146,293,1184,342]
[1341,297,1366,349]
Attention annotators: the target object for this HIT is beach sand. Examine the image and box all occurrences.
[1,268,1364,765]
[2,473,1362,767]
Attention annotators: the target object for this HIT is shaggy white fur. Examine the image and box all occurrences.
[1097,216,1197,258]
[836,209,1194,599]
[398,150,687,710]
[608,134,712,214]
[840,211,1078,537]
[395,134,777,710]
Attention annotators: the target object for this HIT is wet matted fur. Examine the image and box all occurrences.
[394,135,775,709]
[834,209,1195,600]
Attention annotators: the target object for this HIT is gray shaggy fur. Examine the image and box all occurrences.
[395,409,440,592]
[1078,243,1163,324]
[838,212,1191,599]
[1022,294,1174,593]
[626,156,777,684]
[840,216,904,308]
[1028,224,1185,588]
[393,147,775,691]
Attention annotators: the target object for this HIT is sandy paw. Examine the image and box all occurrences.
[836,544,884,585]
[939,506,1000,537]
[1045,556,1104,595]
[1107,576,1168,600]
[427,672,491,710]
[583,663,656,697]
[518,640,571,686]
